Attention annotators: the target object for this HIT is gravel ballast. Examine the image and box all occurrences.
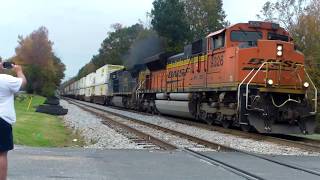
[60,100,141,149]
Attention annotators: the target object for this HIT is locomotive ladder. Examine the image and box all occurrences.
[237,62,318,119]
[135,79,146,100]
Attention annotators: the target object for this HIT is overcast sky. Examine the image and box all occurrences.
[0,0,270,80]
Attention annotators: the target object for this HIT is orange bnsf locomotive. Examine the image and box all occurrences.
[107,21,317,134]
[86,21,318,134]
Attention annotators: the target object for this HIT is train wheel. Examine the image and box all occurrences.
[222,119,232,129]
[204,118,214,125]
[200,111,214,125]
[240,124,252,132]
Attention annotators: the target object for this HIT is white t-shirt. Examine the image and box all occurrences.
[0,74,23,124]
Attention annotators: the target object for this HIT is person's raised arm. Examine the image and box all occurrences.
[12,65,27,88]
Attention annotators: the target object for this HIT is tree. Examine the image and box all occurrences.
[184,0,228,40]
[52,55,66,86]
[257,0,308,32]
[294,0,320,86]
[14,27,65,96]
[151,0,190,52]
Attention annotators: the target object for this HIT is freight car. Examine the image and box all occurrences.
[62,21,317,135]
[78,76,86,100]
[62,64,123,103]
[93,64,124,104]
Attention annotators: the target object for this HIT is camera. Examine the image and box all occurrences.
[2,62,14,69]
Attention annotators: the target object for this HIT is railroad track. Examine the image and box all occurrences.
[64,98,320,179]
[66,99,227,152]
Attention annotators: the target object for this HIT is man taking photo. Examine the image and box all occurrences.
[0,62,27,180]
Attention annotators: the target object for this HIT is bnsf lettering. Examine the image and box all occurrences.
[247,58,264,65]
[168,67,191,78]
[243,58,301,70]
[211,54,224,67]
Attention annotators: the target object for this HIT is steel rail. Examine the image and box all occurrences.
[183,148,265,180]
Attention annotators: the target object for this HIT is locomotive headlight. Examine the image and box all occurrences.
[303,82,310,88]
[277,45,283,51]
[277,44,283,56]
[277,51,283,56]
[267,79,274,86]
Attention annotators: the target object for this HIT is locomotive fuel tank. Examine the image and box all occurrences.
[169,93,191,101]
[155,100,195,119]
[156,93,168,100]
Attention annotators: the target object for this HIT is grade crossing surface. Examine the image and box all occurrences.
[8,146,320,180]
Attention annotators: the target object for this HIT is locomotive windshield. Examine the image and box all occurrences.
[267,32,289,42]
[230,31,262,42]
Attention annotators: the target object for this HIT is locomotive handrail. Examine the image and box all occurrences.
[303,68,318,114]
[237,68,255,125]
[293,64,304,89]
[245,61,286,110]
[242,62,317,115]
[237,69,255,112]
[135,79,146,100]
[245,62,270,110]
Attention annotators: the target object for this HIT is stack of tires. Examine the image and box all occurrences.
[36,96,68,115]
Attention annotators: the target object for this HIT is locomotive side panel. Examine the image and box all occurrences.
[189,55,207,89]
[206,48,237,88]
[150,70,166,92]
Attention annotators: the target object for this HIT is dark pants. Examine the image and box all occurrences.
[0,118,13,152]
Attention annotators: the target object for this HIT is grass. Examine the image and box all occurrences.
[13,94,85,147]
